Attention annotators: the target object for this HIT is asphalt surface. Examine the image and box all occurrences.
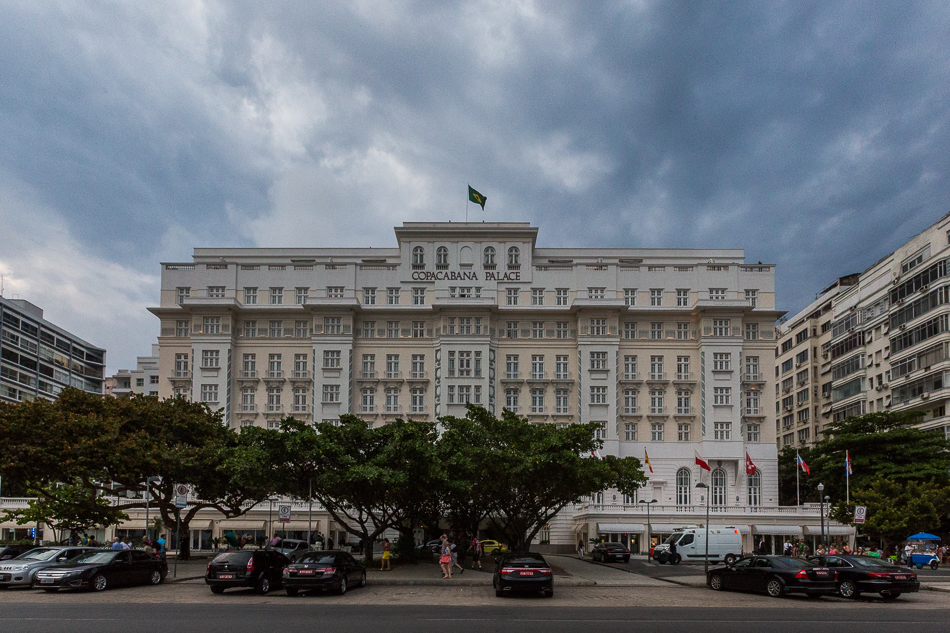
[1,603,949,633]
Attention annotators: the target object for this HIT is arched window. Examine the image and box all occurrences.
[748,471,761,507]
[711,468,726,506]
[484,246,495,266]
[676,468,691,506]
[412,246,424,266]
[436,246,449,265]
[507,246,520,266]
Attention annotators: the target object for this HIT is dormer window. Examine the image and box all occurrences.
[508,246,520,267]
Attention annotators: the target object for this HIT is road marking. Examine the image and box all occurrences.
[418,620,948,624]
[0,619,120,622]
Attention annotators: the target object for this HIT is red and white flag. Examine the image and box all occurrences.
[694,450,711,471]
[745,451,757,476]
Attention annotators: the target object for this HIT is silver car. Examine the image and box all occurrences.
[0,547,101,588]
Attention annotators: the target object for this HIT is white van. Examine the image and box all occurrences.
[653,526,742,565]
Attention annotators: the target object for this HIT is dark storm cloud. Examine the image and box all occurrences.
[1,1,948,370]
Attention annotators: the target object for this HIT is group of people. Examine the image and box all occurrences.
[436,534,484,579]
[106,534,166,558]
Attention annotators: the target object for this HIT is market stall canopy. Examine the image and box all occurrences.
[907,532,940,541]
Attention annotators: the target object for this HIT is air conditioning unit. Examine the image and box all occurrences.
[900,324,906,330]
[785,406,793,412]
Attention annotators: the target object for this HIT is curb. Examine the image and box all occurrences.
[167,575,205,583]
[575,555,694,587]
[923,585,950,593]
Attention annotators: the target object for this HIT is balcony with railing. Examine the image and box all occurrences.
[290,371,311,381]
[647,373,668,382]
[648,407,667,415]
[383,371,403,381]
[169,371,192,383]
[240,404,257,413]
[408,371,429,381]
[620,372,640,383]
[501,372,525,382]
[237,370,258,381]
[358,370,378,381]
[743,373,765,383]
[527,372,548,383]
[360,405,377,414]
[264,370,284,381]
[265,404,283,414]
[674,373,696,383]
[674,407,696,416]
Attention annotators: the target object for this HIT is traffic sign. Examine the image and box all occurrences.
[278,505,292,523]
[174,484,189,508]
[854,506,867,524]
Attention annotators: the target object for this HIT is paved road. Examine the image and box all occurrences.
[0,603,948,633]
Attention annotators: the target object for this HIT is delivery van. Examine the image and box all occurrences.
[652,526,742,565]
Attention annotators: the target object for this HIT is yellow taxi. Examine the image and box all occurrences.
[480,540,508,554]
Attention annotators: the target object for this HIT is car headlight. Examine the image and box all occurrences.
[11,565,28,572]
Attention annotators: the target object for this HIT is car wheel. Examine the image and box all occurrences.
[766,578,784,598]
[255,575,271,595]
[92,574,108,592]
[544,589,554,598]
[359,571,367,588]
[724,554,737,565]
[881,592,901,600]
[709,574,724,591]
[339,576,347,595]
[210,586,225,594]
[838,580,858,599]
[286,588,298,597]
[149,570,162,585]
[931,561,939,570]
[672,554,681,565]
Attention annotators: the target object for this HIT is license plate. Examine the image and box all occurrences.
[520,571,533,576]
[894,575,907,580]
[814,571,828,576]
[218,574,233,579]
[298,569,314,574]
[40,578,53,584]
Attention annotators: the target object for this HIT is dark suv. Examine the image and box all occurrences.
[205,550,289,595]
[592,542,631,563]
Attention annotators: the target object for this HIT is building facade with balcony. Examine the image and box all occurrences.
[0,296,105,404]
[107,344,160,398]
[146,222,844,552]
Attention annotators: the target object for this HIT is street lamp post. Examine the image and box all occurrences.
[817,483,825,551]
[823,495,830,550]
[696,482,710,574]
[639,499,658,556]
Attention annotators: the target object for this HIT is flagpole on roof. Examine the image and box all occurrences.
[465,184,469,223]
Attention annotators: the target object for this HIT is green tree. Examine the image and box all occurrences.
[9,480,127,543]
[439,406,648,551]
[830,477,950,551]
[0,389,276,558]
[778,411,950,505]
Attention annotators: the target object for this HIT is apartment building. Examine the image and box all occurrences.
[107,344,160,397]
[776,212,950,448]
[0,296,105,403]
[774,275,859,448]
[148,222,829,551]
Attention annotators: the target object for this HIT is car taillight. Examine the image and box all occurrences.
[834,571,838,580]
[323,567,335,574]
[910,573,917,580]
[867,572,888,578]
[206,563,211,573]
[795,569,808,579]
[539,568,553,576]
[247,558,255,573]
[500,568,516,575]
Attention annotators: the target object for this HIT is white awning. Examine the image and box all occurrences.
[274,522,320,531]
[219,521,266,531]
[804,526,854,536]
[753,525,803,535]
[572,524,587,533]
[597,523,645,533]
[650,524,697,533]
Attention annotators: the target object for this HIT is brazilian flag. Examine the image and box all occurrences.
[468,185,487,210]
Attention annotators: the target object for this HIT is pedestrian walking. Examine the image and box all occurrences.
[327,535,334,550]
[439,536,452,579]
[904,543,914,566]
[380,538,391,571]
[469,537,483,570]
[157,535,167,559]
[577,539,585,559]
[758,538,767,555]
[450,539,464,575]
[110,537,123,550]
[120,538,132,550]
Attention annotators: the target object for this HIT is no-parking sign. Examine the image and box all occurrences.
[278,504,292,523]
[854,506,867,524]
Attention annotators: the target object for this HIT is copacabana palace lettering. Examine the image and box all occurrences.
[411,270,521,281]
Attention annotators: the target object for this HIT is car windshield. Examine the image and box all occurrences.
[212,552,252,564]
[299,554,336,565]
[850,557,898,569]
[503,555,546,567]
[74,552,117,564]
[665,534,683,545]
[17,548,60,561]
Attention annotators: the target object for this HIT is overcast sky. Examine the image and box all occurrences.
[1,1,949,374]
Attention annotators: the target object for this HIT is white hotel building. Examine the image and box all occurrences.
[146,222,834,553]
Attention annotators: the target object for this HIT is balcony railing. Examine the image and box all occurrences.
[265,371,283,379]
[409,371,428,380]
[266,404,283,414]
[291,371,311,380]
[622,373,639,381]
[385,371,403,380]
[675,373,695,381]
[648,373,668,381]
[360,371,378,380]
[239,371,258,379]
[675,407,696,415]
[649,407,666,415]
[241,404,257,413]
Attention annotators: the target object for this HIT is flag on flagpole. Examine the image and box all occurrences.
[694,450,711,471]
[745,451,758,476]
[468,185,487,209]
[644,449,654,474]
[796,452,810,474]
[845,450,852,476]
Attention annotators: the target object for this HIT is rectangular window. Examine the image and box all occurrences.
[362,321,376,338]
[295,321,309,338]
[243,321,257,338]
[412,288,425,305]
[361,355,376,378]
[387,321,399,338]
[676,356,689,379]
[650,289,662,307]
[590,352,608,370]
[203,317,221,334]
[323,385,340,403]
[590,386,607,404]
[624,289,637,306]
[176,320,190,337]
[387,288,400,305]
[624,355,637,380]
[506,322,519,339]
[293,387,307,412]
[411,355,425,379]
[651,423,663,442]
[200,384,218,403]
[386,354,400,379]
[745,289,758,308]
[361,388,375,413]
[650,356,663,379]
[588,287,605,299]
[177,287,190,304]
[745,391,760,415]
[676,323,690,340]
[624,424,637,442]
[745,323,759,340]
[532,288,544,305]
[714,422,732,440]
[411,388,424,413]
[623,389,637,414]
[745,356,760,380]
[386,387,400,412]
[266,386,281,412]
[556,288,569,306]
[623,322,637,339]
[458,318,472,335]
[555,389,569,414]
[506,355,519,379]
[412,321,426,338]
[650,389,664,414]
[747,423,760,443]
[556,322,569,339]
[505,388,519,411]
[269,320,283,337]
[201,349,219,368]
[531,389,544,413]
[713,353,731,371]
[713,387,732,405]
[244,287,258,304]
[531,355,544,379]
[677,423,691,441]
[590,319,607,336]
[676,289,689,307]
[327,286,344,298]
[713,319,731,336]
[296,287,309,304]
[207,286,225,298]
[651,322,662,339]
[176,353,190,376]
[324,317,341,335]
[323,350,341,369]
[502,287,518,306]
[709,288,726,300]
[268,354,282,377]
[532,321,544,339]
[555,356,569,380]
[270,288,284,304]
[363,288,376,305]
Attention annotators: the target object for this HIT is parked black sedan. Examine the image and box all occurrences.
[808,554,919,600]
[205,549,289,595]
[591,542,631,563]
[282,550,365,596]
[493,552,554,598]
[706,555,838,598]
[32,550,167,592]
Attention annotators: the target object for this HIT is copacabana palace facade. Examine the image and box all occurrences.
[140,222,840,554]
